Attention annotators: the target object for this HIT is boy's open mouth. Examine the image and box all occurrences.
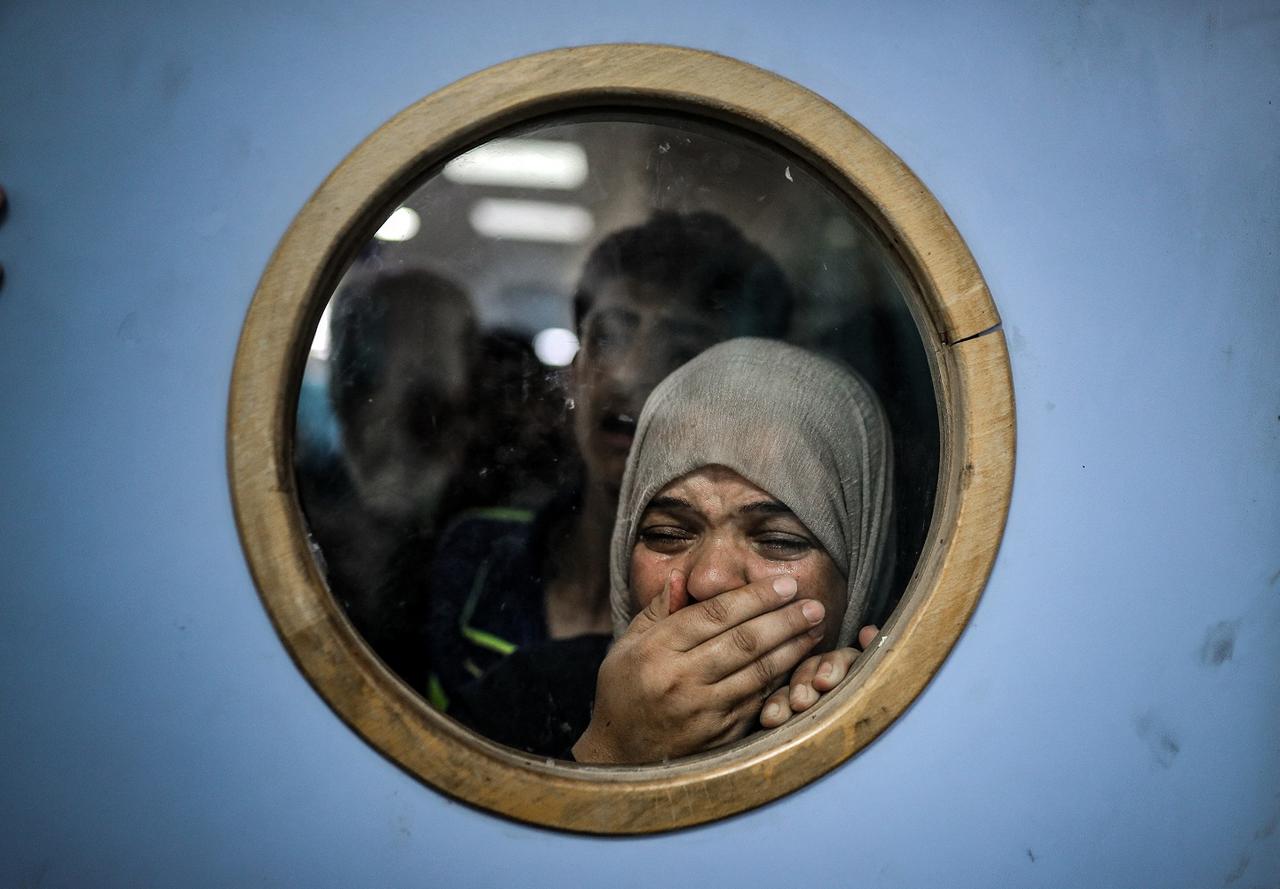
[600,412,637,447]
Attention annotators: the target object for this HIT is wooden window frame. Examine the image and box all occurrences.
[227,44,1014,834]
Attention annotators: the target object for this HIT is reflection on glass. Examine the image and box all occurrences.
[294,112,938,760]
[374,206,421,242]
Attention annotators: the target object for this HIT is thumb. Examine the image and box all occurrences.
[628,569,685,635]
[856,624,880,651]
[667,568,689,613]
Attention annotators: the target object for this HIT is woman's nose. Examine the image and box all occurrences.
[684,538,748,601]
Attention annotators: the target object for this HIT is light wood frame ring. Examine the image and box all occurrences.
[228,44,1014,834]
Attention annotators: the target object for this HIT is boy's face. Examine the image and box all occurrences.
[338,298,475,523]
[570,276,725,494]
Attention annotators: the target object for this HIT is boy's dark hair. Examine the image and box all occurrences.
[572,211,793,338]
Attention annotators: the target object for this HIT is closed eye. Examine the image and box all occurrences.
[755,533,814,558]
[637,526,695,554]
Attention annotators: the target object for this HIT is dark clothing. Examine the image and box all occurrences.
[425,492,609,758]
[295,453,435,693]
[446,634,609,759]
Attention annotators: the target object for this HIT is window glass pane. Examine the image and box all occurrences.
[293,111,938,760]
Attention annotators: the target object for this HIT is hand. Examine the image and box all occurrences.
[758,624,879,729]
[571,570,827,764]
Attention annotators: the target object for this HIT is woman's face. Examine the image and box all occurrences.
[629,465,847,650]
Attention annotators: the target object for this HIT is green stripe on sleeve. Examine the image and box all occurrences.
[461,626,518,656]
[426,673,450,711]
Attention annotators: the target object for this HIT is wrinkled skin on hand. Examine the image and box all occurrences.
[758,624,880,729]
[571,569,827,764]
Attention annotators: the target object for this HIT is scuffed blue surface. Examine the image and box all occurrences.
[1,3,1277,887]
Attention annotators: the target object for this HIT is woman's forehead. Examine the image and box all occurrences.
[649,464,781,511]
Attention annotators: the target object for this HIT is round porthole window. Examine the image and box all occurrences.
[228,44,1013,833]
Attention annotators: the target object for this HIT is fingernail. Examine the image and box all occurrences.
[773,576,797,598]
[763,703,780,721]
[801,600,824,622]
[818,662,834,679]
[792,685,817,706]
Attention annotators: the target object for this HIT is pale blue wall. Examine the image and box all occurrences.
[2,3,1277,887]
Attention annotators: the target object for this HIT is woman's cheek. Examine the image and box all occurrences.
[628,546,668,613]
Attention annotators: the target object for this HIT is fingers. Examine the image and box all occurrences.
[788,647,857,712]
[625,569,687,636]
[809,647,858,693]
[759,686,793,728]
[787,653,825,711]
[690,598,826,682]
[857,624,880,650]
[661,575,802,651]
[716,626,822,706]
[668,568,690,614]
[761,645,860,729]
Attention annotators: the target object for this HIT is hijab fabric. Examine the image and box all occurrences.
[609,338,893,647]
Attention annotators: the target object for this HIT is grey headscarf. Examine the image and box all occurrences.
[609,338,893,647]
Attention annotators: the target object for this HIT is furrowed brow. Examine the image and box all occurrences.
[739,500,792,516]
[645,495,695,513]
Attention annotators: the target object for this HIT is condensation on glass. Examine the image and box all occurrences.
[292,111,939,760]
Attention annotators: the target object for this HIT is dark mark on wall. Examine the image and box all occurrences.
[117,312,140,345]
[1135,712,1181,768]
[1223,851,1249,885]
[17,857,50,889]
[1026,848,1036,863]
[1255,810,1279,840]
[1007,324,1026,353]
[1201,621,1239,667]
[160,57,193,105]
[1269,567,1280,587]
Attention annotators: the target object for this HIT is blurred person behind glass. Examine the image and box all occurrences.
[425,211,795,756]
[297,268,477,690]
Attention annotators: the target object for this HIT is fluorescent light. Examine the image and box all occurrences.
[374,206,420,242]
[469,198,593,243]
[444,139,588,190]
[533,328,580,367]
